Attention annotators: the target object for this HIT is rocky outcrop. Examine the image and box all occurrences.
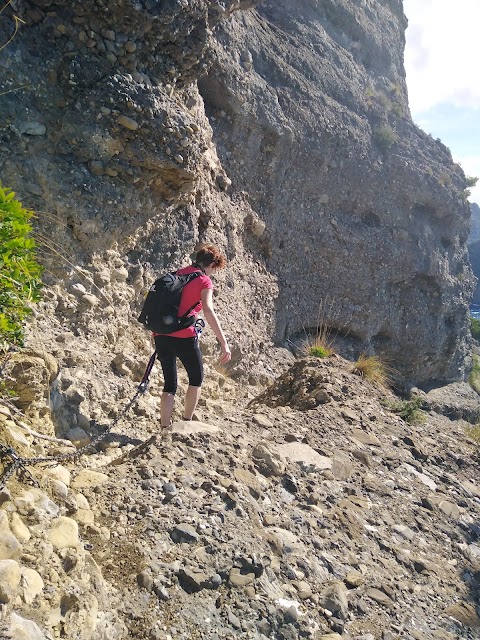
[468,203,480,304]
[199,1,474,385]
[0,1,475,395]
[1,355,479,639]
[468,202,480,244]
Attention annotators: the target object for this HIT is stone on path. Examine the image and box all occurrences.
[8,612,47,640]
[229,567,255,587]
[438,500,460,519]
[351,428,381,447]
[44,465,71,486]
[10,513,31,543]
[318,580,349,619]
[62,593,99,638]
[47,516,79,549]
[118,114,139,130]
[171,420,220,435]
[0,559,21,602]
[21,567,44,604]
[170,523,199,544]
[252,413,274,428]
[0,531,23,560]
[332,452,352,480]
[19,121,46,136]
[252,443,285,476]
[268,527,307,556]
[445,602,480,627]
[71,469,109,489]
[275,442,332,471]
[365,587,395,608]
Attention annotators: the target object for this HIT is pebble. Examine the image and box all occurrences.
[0,559,21,602]
[19,121,46,136]
[9,513,31,543]
[71,470,109,489]
[229,567,255,587]
[0,531,23,560]
[162,482,178,500]
[118,115,139,130]
[47,517,79,549]
[8,613,47,640]
[170,523,199,543]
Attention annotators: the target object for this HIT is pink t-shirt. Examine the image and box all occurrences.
[154,265,213,338]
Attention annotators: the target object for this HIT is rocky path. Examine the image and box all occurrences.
[0,356,479,640]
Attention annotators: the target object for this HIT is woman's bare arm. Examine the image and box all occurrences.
[201,288,231,363]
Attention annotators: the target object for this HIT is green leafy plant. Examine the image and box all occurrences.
[387,396,426,425]
[471,318,480,341]
[0,183,43,347]
[463,175,478,199]
[352,353,391,387]
[465,176,478,188]
[308,344,332,359]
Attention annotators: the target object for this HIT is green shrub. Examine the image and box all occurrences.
[463,177,478,198]
[388,397,426,425]
[374,125,397,150]
[471,318,480,341]
[465,175,478,188]
[308,345,332,359]
[0,184,43,348]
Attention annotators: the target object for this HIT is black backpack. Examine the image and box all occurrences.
[138,270,202,334]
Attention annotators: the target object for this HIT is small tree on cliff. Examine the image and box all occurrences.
[0,184,43,349]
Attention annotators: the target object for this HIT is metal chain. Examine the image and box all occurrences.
[0,353,156,489]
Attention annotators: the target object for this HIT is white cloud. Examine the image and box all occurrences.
[404,0,480,114]
[457,155,480,205]
[404,1,480,204]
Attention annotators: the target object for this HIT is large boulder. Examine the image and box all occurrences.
[8,350,59,412]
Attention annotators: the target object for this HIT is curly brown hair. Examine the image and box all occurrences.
[194,244,227,269]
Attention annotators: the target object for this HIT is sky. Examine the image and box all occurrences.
[403,0,480,204]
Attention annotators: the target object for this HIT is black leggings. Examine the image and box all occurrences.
[154,335,203,394]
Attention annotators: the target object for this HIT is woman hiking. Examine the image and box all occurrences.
[154,244,231,427]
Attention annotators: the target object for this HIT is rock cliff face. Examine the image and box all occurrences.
[0,0,475,390]
[199,0,475,385]
[468,203,480,244]
[468,203,480,304]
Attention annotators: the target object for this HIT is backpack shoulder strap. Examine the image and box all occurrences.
[178,271,205,320]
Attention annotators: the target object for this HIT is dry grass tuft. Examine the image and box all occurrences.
[352,353,391,388]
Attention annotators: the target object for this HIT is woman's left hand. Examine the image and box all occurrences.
[219,343,232,364]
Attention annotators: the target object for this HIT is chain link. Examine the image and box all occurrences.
[0,353,156,489]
